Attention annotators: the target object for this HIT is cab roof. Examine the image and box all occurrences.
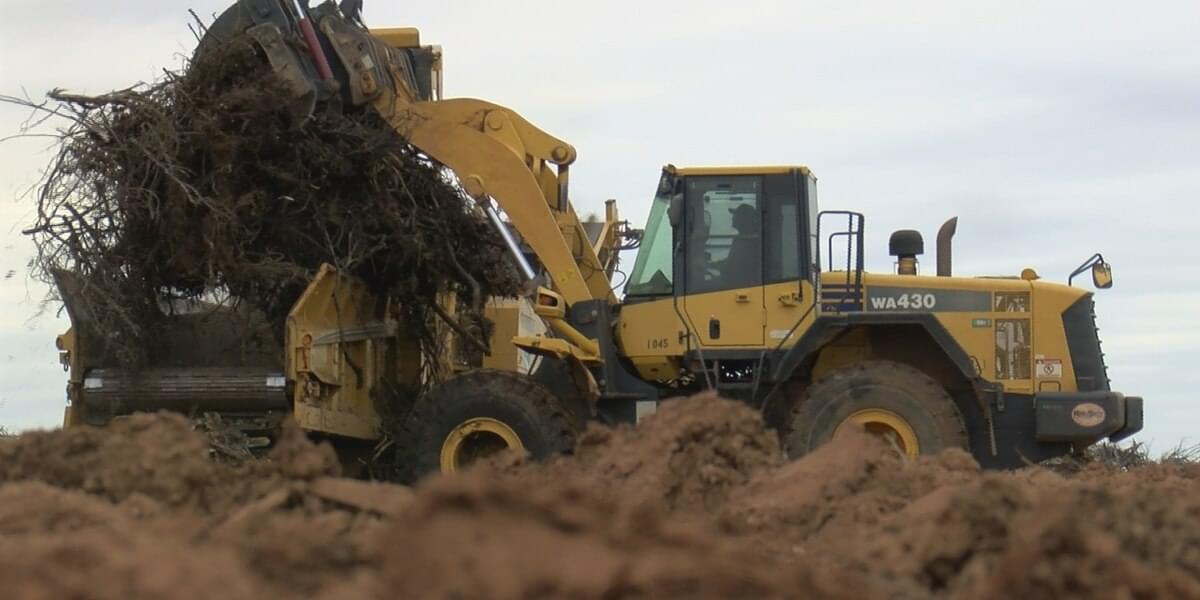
[671,165,813,177]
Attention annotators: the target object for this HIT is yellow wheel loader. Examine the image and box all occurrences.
[52,1,1142,478]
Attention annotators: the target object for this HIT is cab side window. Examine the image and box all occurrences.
[685,177,763,294]
[764,173,801,283]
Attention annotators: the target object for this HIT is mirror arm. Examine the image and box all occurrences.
[1067,253,1105,287]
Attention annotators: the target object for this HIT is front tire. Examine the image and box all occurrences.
[783,360,968,459]
[392,369,580,482]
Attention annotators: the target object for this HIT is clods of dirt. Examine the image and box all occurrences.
[0,413,339,514]
[372,475,797,599]
[3,397,1199,599]
[500,391,783,512]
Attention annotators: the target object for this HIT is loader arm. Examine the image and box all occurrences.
[205,2,616,307]
[326,9,613,307]
[199,0,620,374]
[376,95,617,307]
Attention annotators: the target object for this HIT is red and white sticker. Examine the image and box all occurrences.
[1036,358,1063,379]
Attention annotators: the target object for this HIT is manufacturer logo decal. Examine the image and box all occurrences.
[1071,402,1107,428]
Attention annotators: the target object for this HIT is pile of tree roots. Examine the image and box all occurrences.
[20,36,521,369]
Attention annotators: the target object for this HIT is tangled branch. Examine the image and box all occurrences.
[9,36,520,372]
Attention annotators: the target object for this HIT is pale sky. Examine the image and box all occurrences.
[2,1,1197,448]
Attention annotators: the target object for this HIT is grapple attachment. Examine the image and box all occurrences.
[200,0,440,117]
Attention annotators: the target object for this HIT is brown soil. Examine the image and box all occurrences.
[2,396,1197,600]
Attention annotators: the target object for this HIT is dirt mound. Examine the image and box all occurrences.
[831,463,1200,599]
[506,392,782,512]
[0,481,133,536]
[2,395,1200,600]
[0,413,339,514]
[0,531,265,600]
[0,413,236,511]
[0,414,401,598]
[495,396,1200,599]
[719,430,989,594]
[264,418,342,480]
[372,475,808,599]
[969,490,1200,599]
[207,485,391,596]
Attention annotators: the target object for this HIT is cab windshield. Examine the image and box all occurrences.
[625,190,674,296]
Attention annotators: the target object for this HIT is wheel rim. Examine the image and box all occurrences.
[834,408,920,457]
[439,417,524,473]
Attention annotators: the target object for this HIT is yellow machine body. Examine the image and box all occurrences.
[618,266,1091,396]
[49,10,1140,472]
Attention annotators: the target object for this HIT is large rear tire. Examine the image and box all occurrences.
[783,360,968,459]
[392,369,581,483]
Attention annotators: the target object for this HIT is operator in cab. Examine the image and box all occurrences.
[717,202,761,290]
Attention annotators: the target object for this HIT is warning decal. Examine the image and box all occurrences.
[1036,358,1063,379]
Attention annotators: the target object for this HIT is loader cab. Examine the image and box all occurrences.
[627,166,818,296]
[621,166,819,373]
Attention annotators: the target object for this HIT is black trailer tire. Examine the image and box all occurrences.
[783,360,968,459]
[392,369,580,483]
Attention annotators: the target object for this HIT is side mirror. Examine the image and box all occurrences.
[1068,253,1113,289]
[1092,261,1113,289]
[668,194,683,228]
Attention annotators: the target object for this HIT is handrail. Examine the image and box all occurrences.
[817,210,865,313]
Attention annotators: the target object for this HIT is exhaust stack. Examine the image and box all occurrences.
[936,217,958,277]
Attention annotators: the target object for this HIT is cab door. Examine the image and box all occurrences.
[762,172,815,344]
[681,176,765,346]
